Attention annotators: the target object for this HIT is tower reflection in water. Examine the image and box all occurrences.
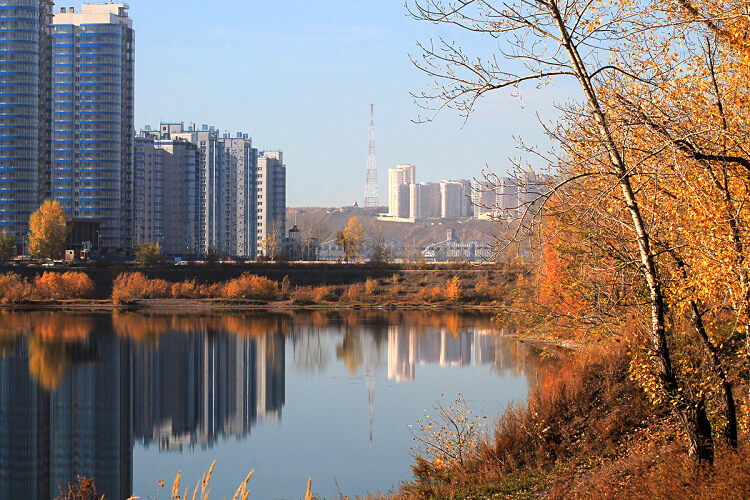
[0,313,286,500]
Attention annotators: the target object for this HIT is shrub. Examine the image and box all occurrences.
[474,279,494,300]
[365,278,378,295]
[446,276,463,302]
[343,283,365,303]
[60,272,95,298]
[112,272,149,304]
[33,272,66,299]
[281,275,291,296]
[33,272,94,300]
[291,287,314,305]
[0,273,30,304]
[134,242,163,265]
[311,286,336,302]
[143,278,171,299]
[221,273,278,301]
[171,280,202,299]
[419,286,446,303]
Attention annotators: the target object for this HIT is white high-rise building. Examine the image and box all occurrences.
[388,164,415,218]
[257,151,286,257]
[440,180,472,218]
[222,134,257,258]
[409,182,441,220]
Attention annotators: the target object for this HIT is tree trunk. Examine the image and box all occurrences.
[691,302,738,447]
[678,400,715,463]
[547,0,715,464]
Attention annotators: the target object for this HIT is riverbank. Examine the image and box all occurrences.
[389,347,750,500]
[0,298,509,313]
[0,263,521,312]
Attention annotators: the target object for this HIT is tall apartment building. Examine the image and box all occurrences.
[52,4,135,251]
[409,182,441,220]
[473,174,548,220]
[256,151,286,257]
[472,180,499,218]
[440,180,472,219]
[151,123,260,258]
[388,164,414,218]
[0,0,54,246]
[221,133,257,258]
[133,136,199,256]
[164,124,224,254]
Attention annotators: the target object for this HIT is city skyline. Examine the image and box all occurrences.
[125,0,570,207]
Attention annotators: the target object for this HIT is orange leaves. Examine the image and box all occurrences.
[220,274,279,301]
[33,272,94,300]
[0,271,93,304]
[112,272,280,304]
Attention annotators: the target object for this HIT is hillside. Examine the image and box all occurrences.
[286,206,499,248]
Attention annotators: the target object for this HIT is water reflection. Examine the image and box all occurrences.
[0,311,546,499]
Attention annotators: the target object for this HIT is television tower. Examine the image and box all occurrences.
[364,101,379,208]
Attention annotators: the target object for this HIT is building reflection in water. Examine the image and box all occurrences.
[0,313,286,499]
[0,321,131,500]
[133,331,285,451]
[0,311,535,499]
[387,326,533,383]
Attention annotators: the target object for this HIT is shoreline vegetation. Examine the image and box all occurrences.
[0,264,521,312]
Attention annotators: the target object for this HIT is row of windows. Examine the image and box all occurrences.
[0,31,36,41]
[55,74,121,84]
[0,52,35,63]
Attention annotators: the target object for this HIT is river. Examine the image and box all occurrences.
[0,310,548,499]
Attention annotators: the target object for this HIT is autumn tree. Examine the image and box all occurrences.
[0,231,14,262]
[29,200,66,261]
[336,217,364,262]
[408,0,715,462]
[135,242,164,265]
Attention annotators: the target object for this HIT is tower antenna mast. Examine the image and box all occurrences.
[364,101,379,208]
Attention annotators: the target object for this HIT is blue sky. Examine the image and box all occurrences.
[125,0,576,206]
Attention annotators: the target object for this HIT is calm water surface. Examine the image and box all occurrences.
[0,311,547,499]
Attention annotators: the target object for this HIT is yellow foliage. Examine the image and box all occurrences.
[28,200,66,260]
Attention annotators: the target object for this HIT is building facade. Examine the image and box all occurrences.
[149,123,263,258]
[133,136,199,256]
[387,164,414,218]
[256,151,286,257]
[52,4,134,251]
[221,133,257,258]
[0,0,54,246]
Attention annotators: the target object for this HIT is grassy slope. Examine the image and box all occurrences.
[389,349,750,500]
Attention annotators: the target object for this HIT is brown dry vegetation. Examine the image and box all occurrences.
[0,272,94,304]
[392,348,750,499]
[107,267,516,308]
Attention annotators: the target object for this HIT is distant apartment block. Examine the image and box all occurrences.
[52,4,135,251]
[440,180,472,219]
[388,164,414,218]
[222,134,257,258]
[133,136,199,256]
[473,173,547,220]
[381,164,472,222]
[257,151,286,257]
